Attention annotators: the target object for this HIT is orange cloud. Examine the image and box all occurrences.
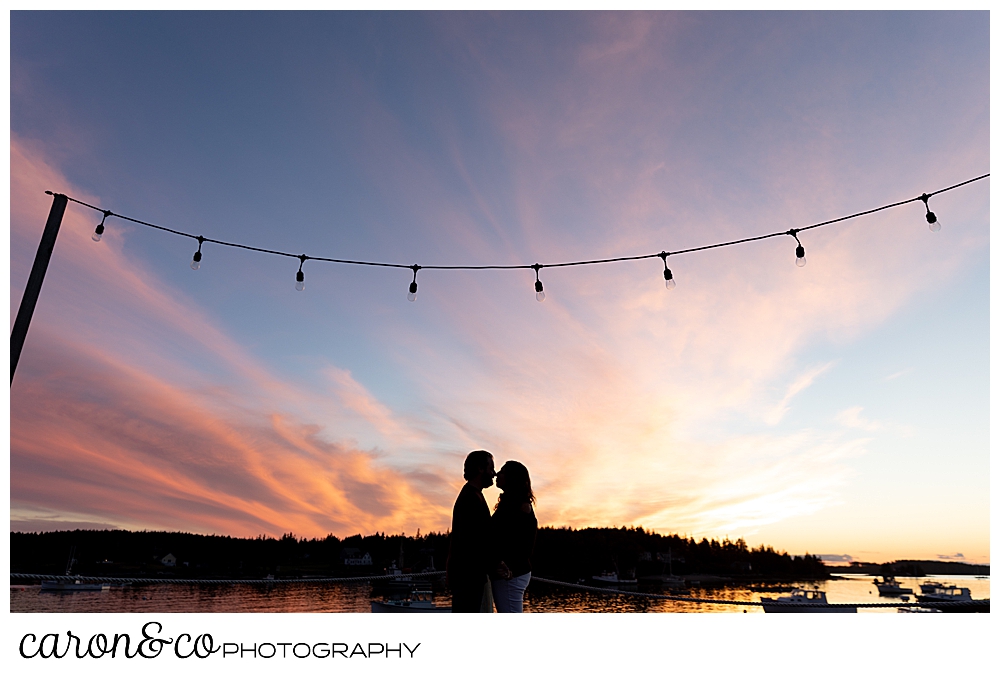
[11,332,449,538]
[9,27,988,567]
[10,136,453,538]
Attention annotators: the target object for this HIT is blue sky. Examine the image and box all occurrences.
[9,11,989,563]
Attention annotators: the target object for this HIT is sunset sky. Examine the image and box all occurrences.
[9,11,989,564]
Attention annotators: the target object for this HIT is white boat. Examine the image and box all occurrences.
[917,584,973,603]
[873,576,914,597]
[914,584,987,612]
[761,588,856,613]
[918,581,942,594]
[371,588,448,613]
[591,571,637,585]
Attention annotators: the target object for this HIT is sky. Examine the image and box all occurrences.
[8,11,990,564]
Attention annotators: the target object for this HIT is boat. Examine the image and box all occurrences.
[591,571,637,585]
[639,548,686,588]
[918,581,946,595]
[41,578,109,592]
[761,588,856,613]
[912,583,988,612]
[638,574,687,589]
[371,586,449,613]
[873,576,914,597]
[917,584,972,603]
[371,562,420,594]
[40,545,110,591]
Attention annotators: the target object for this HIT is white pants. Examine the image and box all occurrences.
[491,572,531,613]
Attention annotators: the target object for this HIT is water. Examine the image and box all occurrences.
[10,575,988,613]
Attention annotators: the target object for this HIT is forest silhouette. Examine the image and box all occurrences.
[12,527,828,581]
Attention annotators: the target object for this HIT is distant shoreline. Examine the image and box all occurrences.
[826,560,989,577]
[12,529,987,582]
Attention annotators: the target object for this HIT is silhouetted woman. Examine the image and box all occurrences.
[490,460,537,613]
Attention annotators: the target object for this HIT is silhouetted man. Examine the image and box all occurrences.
[446,450,495,612]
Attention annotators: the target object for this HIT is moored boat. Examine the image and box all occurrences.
[638,574,687,589]
[41,579,109,592]
[761,588,856,613]
[918,581,946,595]
[873,576,914,597]
[591,571,637,585]
[915,583,987,612]
[371,587,448,613]
[917,584,972,602]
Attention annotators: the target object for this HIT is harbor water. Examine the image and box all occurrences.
[10,574,988,613]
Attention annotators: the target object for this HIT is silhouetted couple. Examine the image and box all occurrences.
[446,451,537,613]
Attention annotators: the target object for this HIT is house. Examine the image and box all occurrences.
[341,548,373,566]
[161,553,177,567]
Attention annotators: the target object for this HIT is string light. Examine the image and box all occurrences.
[788,229,806,267]
[531,264,545,302]
[295,255,306,291]
[91,210,111,242]
[920,193,940,232]
[407,265,420,302]
[191,236,204,270]
[48,173,988,300]
[659,252,675,289]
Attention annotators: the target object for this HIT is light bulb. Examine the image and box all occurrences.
[191,250,202,270]
[295,269,305,291]
[795,255,807,267]
[92,224,104,242]
[795,244,806,267]
[663,267,675,289]
[665,278,676,289]
[927,211,940,232]
[408,281,418,302]
[535,279,545,302]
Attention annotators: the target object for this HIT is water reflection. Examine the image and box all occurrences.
[10,575,988,613]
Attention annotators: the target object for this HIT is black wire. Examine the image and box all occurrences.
[50,173,989,273]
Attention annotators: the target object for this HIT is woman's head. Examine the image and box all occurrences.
[496,460,534,508]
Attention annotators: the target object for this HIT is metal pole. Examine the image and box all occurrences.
[11,192,68,384]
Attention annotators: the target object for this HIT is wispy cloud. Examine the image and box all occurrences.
[883,367,914,381]
[4,128,949,542]
[835,406,883,432]
[11,333,451,538]
[8,10,987,559]
[10,137,452,538]
[764,363,835,426]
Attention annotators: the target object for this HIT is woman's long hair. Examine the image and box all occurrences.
[495,460,535,511]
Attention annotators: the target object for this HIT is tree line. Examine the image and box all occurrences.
[11,526,828,581]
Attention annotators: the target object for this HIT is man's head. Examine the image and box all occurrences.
[463,450,495,489]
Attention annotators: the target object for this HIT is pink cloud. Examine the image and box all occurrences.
[10,136,453,537]
[11,332,450,538]
[9,18,988,561]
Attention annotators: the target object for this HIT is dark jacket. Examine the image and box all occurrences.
[447,483,492,584]
[491,501,537,578]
